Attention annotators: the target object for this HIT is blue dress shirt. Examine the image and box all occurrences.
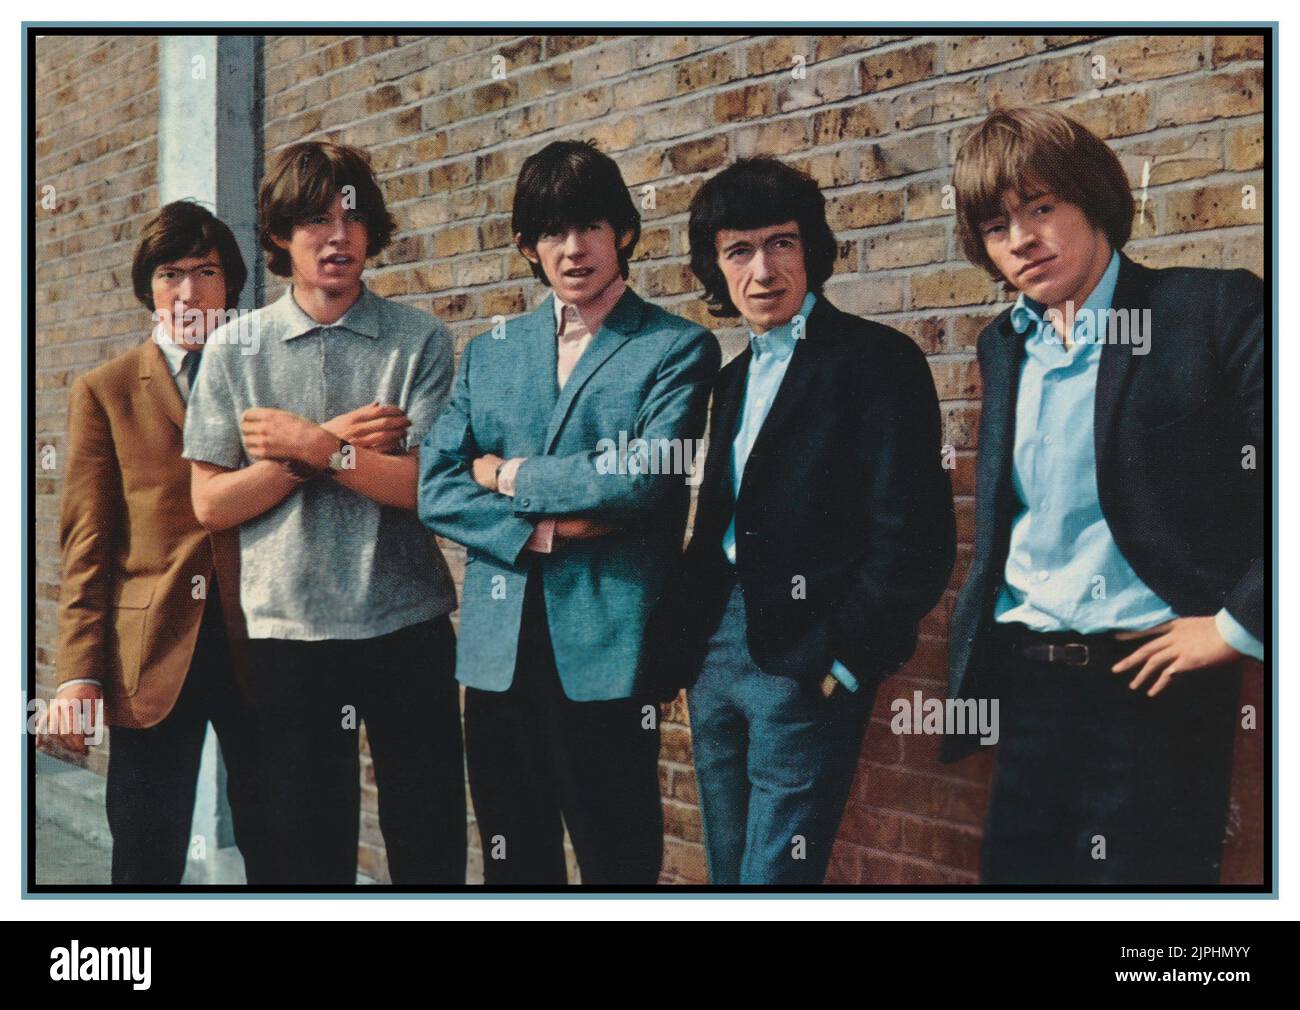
[722,292,860,691]
[993,250,1262,660]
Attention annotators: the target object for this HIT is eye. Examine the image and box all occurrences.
[981,223,1006,236]
[345,211,368,223]
[1034,203,1054,215]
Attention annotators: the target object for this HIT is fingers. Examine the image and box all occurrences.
[45,699,91,754]
[59,732,89,756]
[1146,664,1184,697]
[1113,620,1175,641]
[353,403,407,420]
[1125,646,1177,693]
[349,417,412,442]
[1112,633,1171,673]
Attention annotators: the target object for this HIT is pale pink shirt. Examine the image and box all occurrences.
[498,276,627,553]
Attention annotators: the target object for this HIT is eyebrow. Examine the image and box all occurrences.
[980,191,1054,224]
[156,258,223,271]
[720,230,800,253]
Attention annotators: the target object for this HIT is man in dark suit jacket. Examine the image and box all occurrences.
[659,157,955,884]
[943,108,1264,886]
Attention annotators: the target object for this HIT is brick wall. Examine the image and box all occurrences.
[35,32,1267,885]
[34,35,161,778]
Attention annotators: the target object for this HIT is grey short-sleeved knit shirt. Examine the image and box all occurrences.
[183,284,458,641]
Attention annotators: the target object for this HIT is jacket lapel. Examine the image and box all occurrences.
[742,295,831,466]
[1093,252,1153,460]
[139,339,185,431]
[515,297,559,450]
[542,286,644,453]
[697,346,751,522]
[976,307,1025,557]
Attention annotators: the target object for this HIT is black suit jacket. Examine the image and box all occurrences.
[942,252,1265,761]
[651,294,956,697]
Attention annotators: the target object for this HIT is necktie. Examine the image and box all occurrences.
[179,350,202,402]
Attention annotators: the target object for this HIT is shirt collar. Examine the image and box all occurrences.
[275,283,382,341]
[152,324,191,376]
[748,291,816,360]
[1010,249,1121,339]
[553,275,628,337]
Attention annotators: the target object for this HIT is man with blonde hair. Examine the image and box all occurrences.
[944,107,1263,885]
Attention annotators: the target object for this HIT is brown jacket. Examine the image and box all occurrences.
[55,338,246,728]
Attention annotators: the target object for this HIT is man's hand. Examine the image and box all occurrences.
[552,518,620,541]
[1112,616,1243,696]
[471,453,504,492]
[35,682,104,756]
[241,408,335,468]
[323,403,411,455]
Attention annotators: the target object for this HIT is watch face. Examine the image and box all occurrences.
[329,451,345,472]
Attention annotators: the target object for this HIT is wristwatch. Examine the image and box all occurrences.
[326,438,353,475]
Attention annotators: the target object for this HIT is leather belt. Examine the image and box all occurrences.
[994,624,1133,669]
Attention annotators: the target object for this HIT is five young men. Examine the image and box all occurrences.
[43,105,1266,888]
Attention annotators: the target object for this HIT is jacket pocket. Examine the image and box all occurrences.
[108,579,155,697]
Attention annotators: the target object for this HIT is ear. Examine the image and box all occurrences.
[514,233,540,265]
[269,230,292,252]
[616,228,636,254]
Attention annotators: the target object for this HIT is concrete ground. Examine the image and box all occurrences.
[34,752,381,886]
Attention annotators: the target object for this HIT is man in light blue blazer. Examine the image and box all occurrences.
[418,140,720,885]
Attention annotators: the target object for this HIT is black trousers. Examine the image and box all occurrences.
[464,570,664,885]
[106,581,274,885]
[244,617,465,885]
[981,640,1241,886]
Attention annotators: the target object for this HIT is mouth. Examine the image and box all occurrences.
[562,267,595,280]
[321,253,354,269]
[1018,255,1056,281]
[748,290,786,305]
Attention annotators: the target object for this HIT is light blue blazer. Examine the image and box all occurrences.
[418,286,720,700]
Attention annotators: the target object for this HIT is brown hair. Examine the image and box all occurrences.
[257,141,396,277]
[131,200,247,311]
[953,107,1134,283]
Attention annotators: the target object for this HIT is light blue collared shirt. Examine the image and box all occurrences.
[722,292,860,691]
[994,250,1262,659]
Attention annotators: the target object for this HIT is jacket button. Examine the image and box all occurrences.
[520,499,530,508]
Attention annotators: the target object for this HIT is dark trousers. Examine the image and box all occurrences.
[981,638,1241,886]
[687,577,877,885]
[106,583,274,885]
[244,617,465,885]
[464,570,663,885]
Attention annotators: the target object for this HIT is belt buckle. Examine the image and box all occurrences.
[1052,642,1090,666]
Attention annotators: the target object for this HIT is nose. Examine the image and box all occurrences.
[562,228,586,258]
[750,247,775,283]
[174,274,194,301]
[327,215,349,243]
[1008,219,1037,256]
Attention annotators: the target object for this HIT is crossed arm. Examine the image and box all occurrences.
[418,327,720,565]
[190,403,418,531]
